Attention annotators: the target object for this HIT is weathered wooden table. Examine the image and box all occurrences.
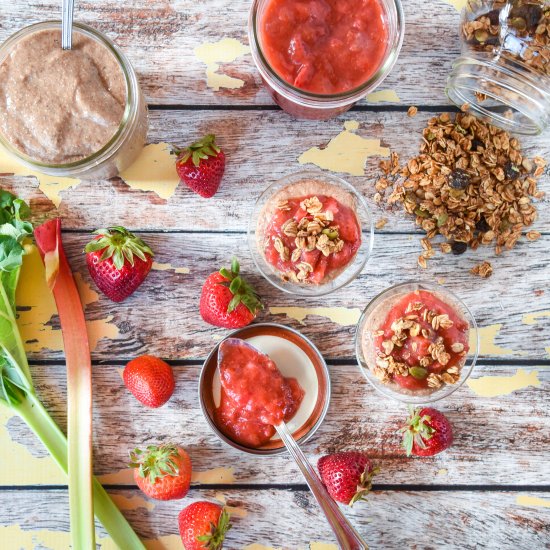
[1,1,549,549]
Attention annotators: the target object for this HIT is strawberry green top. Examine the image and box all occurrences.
[259,0,389,94]
[374,291,469,392]
[214,339,304,448]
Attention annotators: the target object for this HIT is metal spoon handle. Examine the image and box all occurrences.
[62,0,75,50]
[274,422,368,550]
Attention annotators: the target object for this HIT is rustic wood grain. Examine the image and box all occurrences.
[20,231,550,362]
[0,0,466,106]
[1,488,549,549]
[4,364,547,486]
[5,110,548,232]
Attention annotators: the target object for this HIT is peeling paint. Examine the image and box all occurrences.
[110,494,155,511]
[444,0,468,11]
[471,324,516,356]
[0,147,80,207]
[516,495,550,508]
[270,306,361,326]
[298,120,390,176]
[152,261,190,274]
[310,543,339,550]
[365,89,401,103]
[191,467,236,484]
[16,244,119,353]
[97,468,134,484]
[522,310,550,325]
[119,142,180,199]
[467,369,541,397]
[195,38,250,91]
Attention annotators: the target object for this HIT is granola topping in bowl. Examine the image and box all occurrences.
[366,290,470,393]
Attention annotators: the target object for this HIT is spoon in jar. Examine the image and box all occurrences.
[274,421,368,550]
[61,0,75,50]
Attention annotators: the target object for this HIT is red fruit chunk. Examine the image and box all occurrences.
[130,444,191,501]
[123,355,175,408]
[318,451,377,506]
[400,407,453,457]
[214,339,304,448]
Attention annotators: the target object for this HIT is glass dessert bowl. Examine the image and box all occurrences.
[199,323,331,455]
[356,281,479,404]
[0,21,148,179]
[249,171,374,296]
[248,0,405,119]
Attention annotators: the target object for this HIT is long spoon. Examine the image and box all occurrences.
[61,0,75,50]
[274,422,368,550]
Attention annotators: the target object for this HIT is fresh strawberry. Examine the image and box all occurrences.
[179,501,231,550]
[174,134,226,198]
[84,226,153,302]
[317,451,377,506]
[123,355,175,408]
[200,258,262,329]
[400,406,453,457]
[129,444,191,500]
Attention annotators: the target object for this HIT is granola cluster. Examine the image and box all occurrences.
[272,196,344,283]
[378,112,546,269]
[463,1,550,77]
[373,301,466,390]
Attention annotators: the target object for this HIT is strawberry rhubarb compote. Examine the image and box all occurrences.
[363,290,470,394]
[214,338,304,448]
[258,179,362,285]
[259,0,389,95]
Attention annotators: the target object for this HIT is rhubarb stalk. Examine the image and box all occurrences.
[0,192,145,548]
[35,218,95,549]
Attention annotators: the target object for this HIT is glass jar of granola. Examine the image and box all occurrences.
[446,0,550,135]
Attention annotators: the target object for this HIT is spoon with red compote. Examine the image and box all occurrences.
[216,339,367,549]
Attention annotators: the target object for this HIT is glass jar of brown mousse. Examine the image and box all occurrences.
[0,21,148,179]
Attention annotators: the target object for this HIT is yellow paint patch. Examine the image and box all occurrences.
[97,467,134,484]
[298,120,390,176]
[437,468,448,476]
[0,408,66,485]
[0,147,81,207]
[443,0,468,11]
[310,543,339,550]
[214,492,248,518]
[144,535,184,550]
[472,324,515,356]
[516,495,550,508]
[16,245,119,353]
[195,38,250,91]
[522,310,550,325]
[270,306,361,326]
[365,89,401,103]
[467,369,541,397]
[110,493,155,511]
[191,466,236,484]
[244,545,282,550]
[119,142,180,199]
[152,261,190,274]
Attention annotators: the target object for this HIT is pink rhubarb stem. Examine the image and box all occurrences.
[35,218,95,549]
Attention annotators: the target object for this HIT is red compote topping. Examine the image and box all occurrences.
[259,0,389,95]
[263,194,361,284]
[373,291,469,392]
[214,338,304,448]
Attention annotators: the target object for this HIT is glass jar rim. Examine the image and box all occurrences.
[354,280,479,404]
[0,20,138,170]
[248,0,405,104]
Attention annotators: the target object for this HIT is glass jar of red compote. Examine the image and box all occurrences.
[248,0,405,120]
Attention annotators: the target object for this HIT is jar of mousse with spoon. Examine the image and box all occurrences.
[0,21,148,179]
[446,0,550,135]
[248,0,405,120]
